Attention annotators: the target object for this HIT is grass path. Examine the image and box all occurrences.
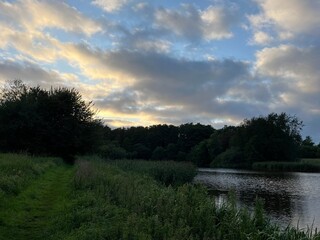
[0,165,74,240]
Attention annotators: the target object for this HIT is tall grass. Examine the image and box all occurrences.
[252,161,320,172]
[301,158,320,165]
[0,153,61,197]
[49,160,320,239]
[107,159,197,185]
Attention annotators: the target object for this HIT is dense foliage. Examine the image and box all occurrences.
[0,80,104,163]
[101,123,214,161]
[102,113,314,168]
[1,80,319,168]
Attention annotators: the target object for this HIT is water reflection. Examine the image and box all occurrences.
[195,168,320,229]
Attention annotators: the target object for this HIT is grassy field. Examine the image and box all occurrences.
[252,159,320,172]
[1,154,320,239]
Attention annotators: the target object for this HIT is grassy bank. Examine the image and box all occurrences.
[1,154,320,239]
[252,159,320,172]
[49,159,320,239]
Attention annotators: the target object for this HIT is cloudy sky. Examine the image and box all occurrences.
[0,0,319,142]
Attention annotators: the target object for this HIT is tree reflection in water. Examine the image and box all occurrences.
[195,169,320,229]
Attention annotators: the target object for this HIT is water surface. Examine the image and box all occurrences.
[194,168,320,230]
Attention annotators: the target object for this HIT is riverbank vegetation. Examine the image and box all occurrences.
[252,159,320,172]
[1,154,320,239]
[106,159,197,186]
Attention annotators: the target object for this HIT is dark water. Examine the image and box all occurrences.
[194,168,320,230]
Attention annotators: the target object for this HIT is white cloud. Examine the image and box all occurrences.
[249,0,320,43]
[155,4,239,41]
[256,45,320,92]
[258,0,320,34]
[251,31,273,45]
[0,25,61,63]
[201,6,235,40]
[0,1,103,66]
[255,44,320,140]
[92,0,130,12]
[0,0,101,35]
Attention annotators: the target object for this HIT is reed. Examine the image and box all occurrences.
[48,159,320,239]
[108,159,197,185]
[252,161,320,172]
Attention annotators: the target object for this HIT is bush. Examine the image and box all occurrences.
[151,146,166,160]
[98,144,127,160]
[210,147,245,168]
[187,140,210,167]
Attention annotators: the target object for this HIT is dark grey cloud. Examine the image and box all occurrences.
[0,60,66,87]
[85,48,271,127]
[95,89,140,113]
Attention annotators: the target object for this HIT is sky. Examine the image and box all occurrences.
[0,0,319,143]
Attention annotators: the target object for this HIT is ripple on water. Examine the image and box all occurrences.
[195,168,320,229]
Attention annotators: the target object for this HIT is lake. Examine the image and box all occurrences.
[194,168,320,230]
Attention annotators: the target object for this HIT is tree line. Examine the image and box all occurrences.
[1,80,319,166]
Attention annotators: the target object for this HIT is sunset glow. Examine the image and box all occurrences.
[0,0,319,141]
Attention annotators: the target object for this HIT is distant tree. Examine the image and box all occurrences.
[302,136,314,146]
[188,140,210,167]
[178,123,214,152]
[98,143,127,160]
[132,143,152,159]
[241,113,303,163]
[151,146,166,160]
[299,136,318,158]
[0,80,104,163]
[146,124,179,149]
[176,151,187,162]
[211,147,244,168]
[165,143,179,160]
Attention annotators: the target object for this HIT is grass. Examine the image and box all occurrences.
[1,154,320,239]
[0,166,74,240]
[105,158,197,186]
[301,158,320,165]
[252,159,320,172]
[49,159,320,239]
[0,153,62,198]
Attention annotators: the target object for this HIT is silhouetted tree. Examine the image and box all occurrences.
[177,123,214,152]
[0,80,103,163]
[151,146,166,160]
[188,140,210,167]
[240,113,303,163]
[299,136,318,158]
